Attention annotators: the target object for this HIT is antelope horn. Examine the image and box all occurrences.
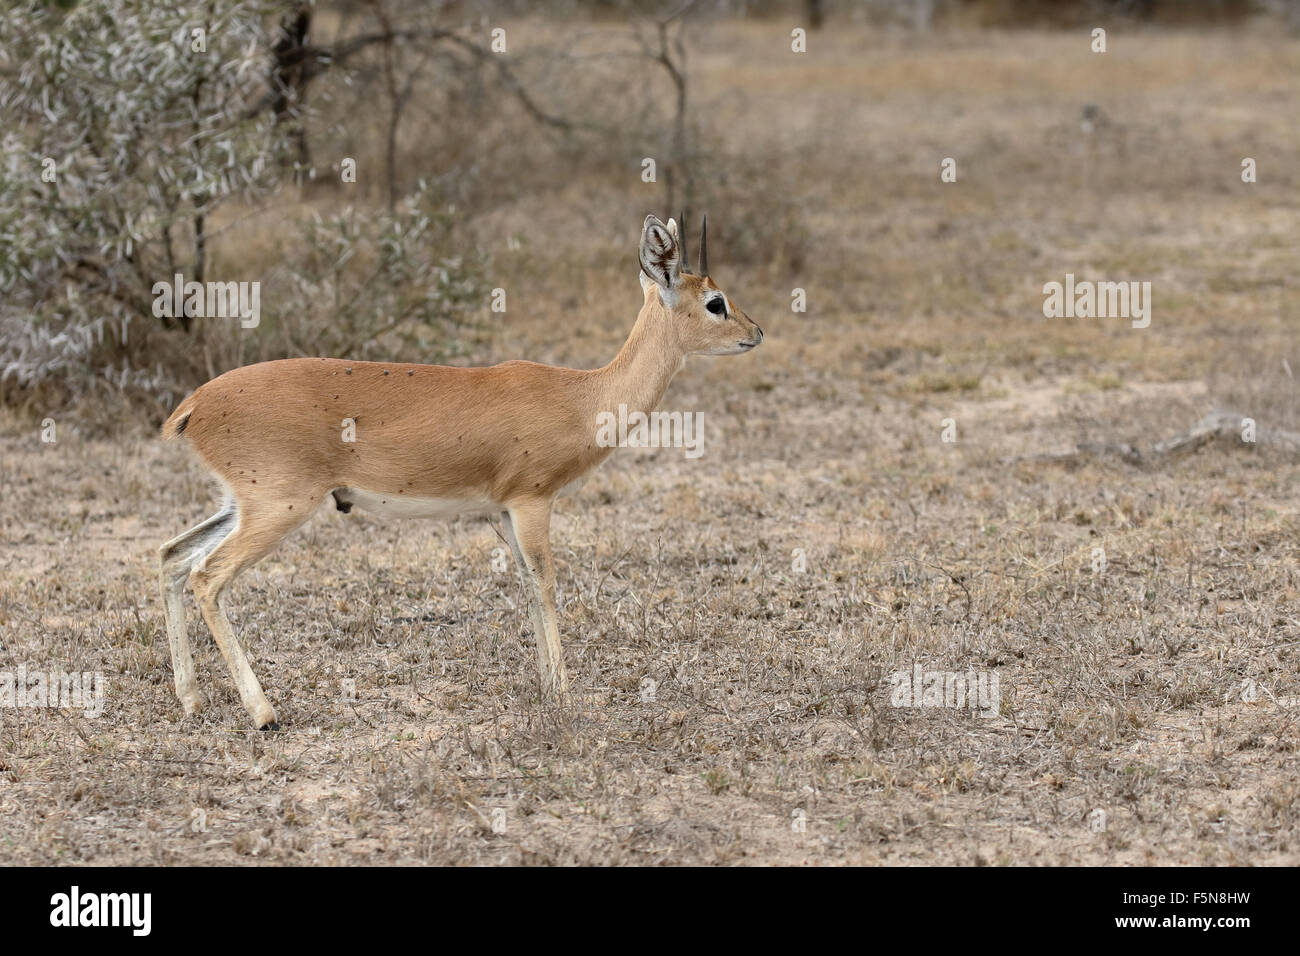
[698,214,708,276]
[677,209,689,273]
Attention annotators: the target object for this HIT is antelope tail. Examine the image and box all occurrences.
[161,392,199,441]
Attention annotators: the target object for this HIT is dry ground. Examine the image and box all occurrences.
[2,21,1299,865]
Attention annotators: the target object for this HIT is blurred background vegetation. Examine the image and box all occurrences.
[1,0,1297,431]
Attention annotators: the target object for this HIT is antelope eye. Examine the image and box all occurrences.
[706,297,726,316]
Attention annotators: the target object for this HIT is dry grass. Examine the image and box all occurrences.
[2,21,1299,865]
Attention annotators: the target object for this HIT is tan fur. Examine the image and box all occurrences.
[158,215,762,727]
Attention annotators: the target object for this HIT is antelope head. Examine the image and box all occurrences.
[638,213,764,356]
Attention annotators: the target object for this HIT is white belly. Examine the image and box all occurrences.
[337,488,497,520]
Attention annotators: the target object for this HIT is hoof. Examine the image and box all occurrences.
[260,720,281,732]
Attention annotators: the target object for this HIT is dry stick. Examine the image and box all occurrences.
[1000,408,1300,466]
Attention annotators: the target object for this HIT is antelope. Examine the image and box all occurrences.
[158,214,763,729]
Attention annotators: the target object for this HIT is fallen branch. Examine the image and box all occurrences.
[1001,408,1300,467]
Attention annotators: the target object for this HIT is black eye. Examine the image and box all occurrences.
[706,297,726,316]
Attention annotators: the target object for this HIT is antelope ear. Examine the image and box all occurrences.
[638,215,681,304]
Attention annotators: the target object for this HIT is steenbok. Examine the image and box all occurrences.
[159,214,763,729]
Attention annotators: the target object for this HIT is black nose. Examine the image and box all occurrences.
[754,325,764,342]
